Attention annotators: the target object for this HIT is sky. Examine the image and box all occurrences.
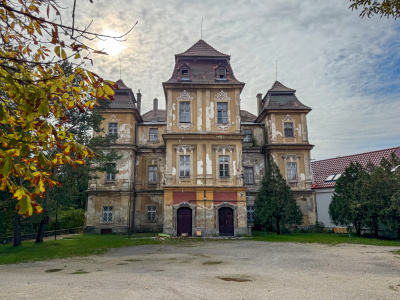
[66,0,400,161]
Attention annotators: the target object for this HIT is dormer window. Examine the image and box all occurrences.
[179,64,190,81]
[216,65,227,81]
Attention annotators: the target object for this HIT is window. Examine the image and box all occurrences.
[106,163,116,181]
[244,167,254,184]
[148,165,157,183]
[108,123,118,136]
[219,155,229,178]
[180,66,190,81]
[217,102,228,124]
[216,67,226,80]
[325,173,342,182]
[149,128,158,141]
[247,206,256,222]
[284,122,294,137]
[179,102,191,123]
[102,206,113,222]
[243,129,252,142]
[287,162,297,181]
[147,206,157,221]
[179,155,190,177]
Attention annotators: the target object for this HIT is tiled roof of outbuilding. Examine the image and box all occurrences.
[311,147,400,189]
[141,110,167,122]
[240,110,257,122]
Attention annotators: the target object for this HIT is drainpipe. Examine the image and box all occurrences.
[262,123,268,173]
[131,121,138,233]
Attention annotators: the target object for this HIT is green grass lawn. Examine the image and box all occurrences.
[0,234,163,265]
[251,231,400,247]
[1,232,399,265]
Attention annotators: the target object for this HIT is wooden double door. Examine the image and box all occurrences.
[177,207,192,236]
[219,207,234,236]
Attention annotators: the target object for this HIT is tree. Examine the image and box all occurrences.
[385,191,400,238]
[349,0,400,20]
[329,162,366,236]
[255,157,303,234]
[0,1,135,220]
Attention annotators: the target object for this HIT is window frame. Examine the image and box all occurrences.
[179,101,191,123]
[105,163,116,181]
[149,128,158,142]
[247,206,256,222]
[179,66,190,81]
[147,206,157,222]
[244,167,255,185]
[284,122,294,137]
[287,162,297,182]
[219,155,230,178]
[216,67,227,80]
[108,122,118,136]
[243,129,252,143]
[148,165,158,184]
[102,206,113,223]
[217,102,228,124]
[179,155,190,178]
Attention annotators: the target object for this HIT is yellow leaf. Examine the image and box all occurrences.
[39,180,45,193]
[104,84,114,96]
[17,195,33,216]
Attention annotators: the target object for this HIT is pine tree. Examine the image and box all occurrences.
[255,158,303,234]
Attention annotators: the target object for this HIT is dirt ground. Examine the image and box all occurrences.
[1,240,400,300]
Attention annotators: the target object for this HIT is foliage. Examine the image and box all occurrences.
[0,0,121,217]
[255,157,303,234]
[47,208,84,230]
[349,0,400,19]
[330,155,400,237]
[329,162,367,235]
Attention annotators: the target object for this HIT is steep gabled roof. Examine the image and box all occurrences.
[240,110,257,122]
[311,146,400,189]
[268,81,296,93]
[109,79,136,109]
[176,39,229,59]
[263,81,310,111]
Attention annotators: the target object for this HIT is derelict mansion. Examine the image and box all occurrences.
[84,40,316,236]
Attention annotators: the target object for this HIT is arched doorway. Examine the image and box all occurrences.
[177,207,192,236]
[219,207,234,236]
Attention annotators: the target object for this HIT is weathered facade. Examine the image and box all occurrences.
[85,40,316,235]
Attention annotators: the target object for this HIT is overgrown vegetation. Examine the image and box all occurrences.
[329,154,400,237]
[255,157,303,234]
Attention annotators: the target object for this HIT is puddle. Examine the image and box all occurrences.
[218,277,252,282]
[45,269,63,273]
[192,254,211,258]
[155,269,164,272]
[203,261,223,265]
[125,259,143,262]
[116,263,128,265]
[70,269,89,274]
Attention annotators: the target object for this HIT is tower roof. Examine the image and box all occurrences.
[268,80,296,93]
[176,39,230,59]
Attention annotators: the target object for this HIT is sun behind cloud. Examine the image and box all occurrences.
[97,30,127,56]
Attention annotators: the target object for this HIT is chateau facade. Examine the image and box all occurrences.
[85,40,316,236]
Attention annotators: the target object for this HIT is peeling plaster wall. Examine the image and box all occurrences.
[137,124,166,147]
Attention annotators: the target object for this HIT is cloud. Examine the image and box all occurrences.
[67,0,399,160]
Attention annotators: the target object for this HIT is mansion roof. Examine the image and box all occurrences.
[311,146,400,189]
[109,79,137,109]
[262,81,311,111]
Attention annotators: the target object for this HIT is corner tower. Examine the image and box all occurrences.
[256,81,316,225]
[162,40,247,236]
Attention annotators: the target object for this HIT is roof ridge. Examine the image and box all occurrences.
[312,146,400,164]
[176,39,229,57]
[269,80,296,93]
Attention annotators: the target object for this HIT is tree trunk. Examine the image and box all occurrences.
[35,216,49,243]
[355,222,361,236]
[276,218,280,235]
[13,212,22,247]
[374,226,379,238]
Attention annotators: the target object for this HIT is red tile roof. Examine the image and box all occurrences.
[311,146,400,189]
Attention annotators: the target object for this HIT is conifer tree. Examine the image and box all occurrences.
[255,157,303,234]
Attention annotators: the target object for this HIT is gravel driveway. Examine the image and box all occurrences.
[1,240,399,299]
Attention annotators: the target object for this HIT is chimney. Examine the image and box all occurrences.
[153,98,158,122]
[257,93,263,114]
[136,89,142,114]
